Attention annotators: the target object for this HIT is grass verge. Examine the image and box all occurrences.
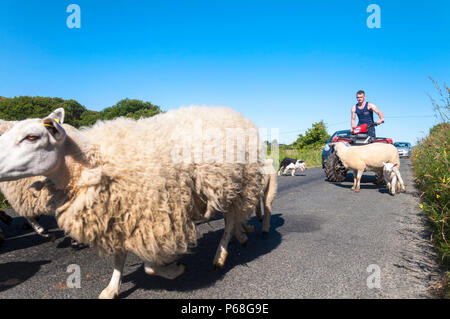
[411,82,449,298]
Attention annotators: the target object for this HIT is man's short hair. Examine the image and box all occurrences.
[356,90,365,96]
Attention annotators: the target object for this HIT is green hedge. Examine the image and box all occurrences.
[411,122,449,264]
[410,83,449,297]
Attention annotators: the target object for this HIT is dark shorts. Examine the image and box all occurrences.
[367,126,376,137]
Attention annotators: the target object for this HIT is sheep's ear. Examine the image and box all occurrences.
[382,162,387,166]
[42,108,66,142]
[393,163,398,167]
[47,108,65,124]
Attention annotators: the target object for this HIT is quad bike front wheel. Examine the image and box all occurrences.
[324,152,347,182]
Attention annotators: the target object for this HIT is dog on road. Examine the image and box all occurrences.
[277,158,307,176]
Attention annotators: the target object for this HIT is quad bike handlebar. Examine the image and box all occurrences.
[351,122,381,134]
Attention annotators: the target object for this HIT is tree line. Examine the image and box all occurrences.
[0,96,162,128]
[266,120,331,152]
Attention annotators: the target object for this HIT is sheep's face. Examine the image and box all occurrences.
[382,162,396,182]
[0,108,66,182]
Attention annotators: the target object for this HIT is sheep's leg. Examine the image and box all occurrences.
[144,261,186,280]
[99,252,127,299]
[240,222,255,234]
[391,174,397,195]
[234,222,249,246]
[203,203,216,220]
[255,196,263,221]
[355,170,363,192]
[262,202,272,233]
[351,170,358,190]
[25,217,56,241]
[213,214,234,270]
[395,168,406,192]
[386,181,392,194]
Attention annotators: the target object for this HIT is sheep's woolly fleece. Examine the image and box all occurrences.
[334,142,400,170]
[0,120,76,218]
[46,106,264,265]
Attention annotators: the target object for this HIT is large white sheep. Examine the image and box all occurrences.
[0,106,264,299]
[333,142,400,192]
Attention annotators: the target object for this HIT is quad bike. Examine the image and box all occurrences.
[323,123,393,183]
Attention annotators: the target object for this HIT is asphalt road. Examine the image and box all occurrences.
[0,158,443,299]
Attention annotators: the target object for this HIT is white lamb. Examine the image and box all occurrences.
[0,106,265,299]
[383,162,406,195]
[333,142,400,192]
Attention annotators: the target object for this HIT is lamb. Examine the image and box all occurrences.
[383,162,406,195]
[255,158,277,233]
[333,142,400,192]
[0,106,264,299]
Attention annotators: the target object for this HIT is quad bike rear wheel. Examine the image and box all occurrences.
[324,152,347,182]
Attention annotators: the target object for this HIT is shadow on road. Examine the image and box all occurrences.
[118,214,284,298]
[328,173,385,191]
[0,260,51,292]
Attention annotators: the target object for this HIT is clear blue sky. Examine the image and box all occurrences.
[1,0,449,144]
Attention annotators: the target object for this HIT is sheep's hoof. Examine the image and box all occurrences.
[41,231,56,242]
[354,189,360,193]
[213,263,224,272]
[71,239,88,250]
[213,252,228,271]
[99,287,119,299]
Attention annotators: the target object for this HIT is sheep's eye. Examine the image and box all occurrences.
[25,135,40,141]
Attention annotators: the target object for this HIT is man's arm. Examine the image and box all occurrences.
[368,103,384,125]
[351,105,356,129]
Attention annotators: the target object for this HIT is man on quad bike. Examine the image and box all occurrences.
[351,90,384,137]
[323,90,391,183]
